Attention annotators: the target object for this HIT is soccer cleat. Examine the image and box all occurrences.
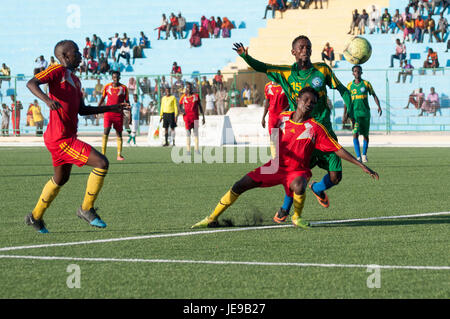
[77,207,107,228]
[117,155,125,161]
[362,155,368,163]
[309,182,330,208]
[357,157,362,163]
[25,213,49,233]
[273,208,289,223]
[291,215,310,229]
[191,216,218,229]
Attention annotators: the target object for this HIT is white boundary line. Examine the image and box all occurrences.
[0,211,448,253]
[0,254,449,271]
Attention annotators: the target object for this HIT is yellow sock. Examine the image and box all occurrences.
[292,193,306,219]
[117,136,123,156]
[209,189,239,220]
[194,136,199,152]
[186,136,191,152]
[270,140,277,159]
[32,178,61,220]
[101,134,108,154]
[81,168,108,211]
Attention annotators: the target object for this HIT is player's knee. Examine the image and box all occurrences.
[291,179,307,195]
[97,155,109,170]
[330,172,342,185]
[54,174,70,186]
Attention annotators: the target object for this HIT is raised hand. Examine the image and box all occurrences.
[232,43,248,56]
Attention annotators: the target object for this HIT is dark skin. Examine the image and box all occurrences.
[230,92,379,197]
[181,83,206,126]
[26,40,129,186]
[233,40,343,186]
[97,72,131,138]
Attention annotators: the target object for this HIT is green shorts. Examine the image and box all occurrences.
[352,116,370,137]
[309,128,342,172]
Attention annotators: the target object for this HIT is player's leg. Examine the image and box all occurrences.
[360,118,370,162]
[289,176,309,229]
[78,147,109,228]
[192,174,261,228]
[26,164,73,233]
[186,128,192,154]
[102,126,111,155]
[352,118,362,161]
[310,151,342,208]
[193,123,200,154]
[114,119,124,160]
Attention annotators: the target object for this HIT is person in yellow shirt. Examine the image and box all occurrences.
[159,87,178,146]
[49,56,58,67]
[30,99,44,136]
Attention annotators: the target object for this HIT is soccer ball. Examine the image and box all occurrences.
[343,36,372,65]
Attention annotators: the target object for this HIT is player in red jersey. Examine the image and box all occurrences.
[98,71,130,160]
[25,40,128,233]
[179,82,205,155]
[192,87,379,229]
[261,81,289,158]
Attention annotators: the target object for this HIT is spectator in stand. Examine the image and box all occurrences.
[430,0,449,15]
[49,56,58,67]
[87,56,99,77]
[34,55,48,74]
[348,9,360,35]
[381,8,392,33]
[228,84,241,107]
[155,14,169,40]
[242,83,252,105]
[263,0,278,19]
[30,99,44,136]
[251,84,262,105]
[168,13,179,39]
[411,4,421,22]
[94,79,103,102]
[99,56,110,75]
[368,5,381,34]
[313,0,323,9]
[222,17,235,38]
[423,48,439,74]
[172,77,185,100]
[204,87,216,115]
[171,62,182,83]
[424,14,436,42]
[209,16,217,38]
[390,9,404,33]
[215,83,227,115]
[396,59,414,83]
[139,31,149,48]
[190,23,202,47]
[1,103,11,136]
[121,33,131,47]
[200,76,212,99]
[78,58,88,78]
[26,103,34,127]
[128,77,137,95]
[10,95,22,136]
[390,39,406,67]
[321,42,335,68]
[358,9,369,35]
[419,87,440,116]
[405,87,424,109]
[413,15,425,42]
[213,70,223,88]
[214,17,223,38]
[107,33,120,58]
[0,63,11,88]
[403,16,415,41]
[160,75,171,91]
[433,12,448,42]
[117,42,131,65]
[200,16,210,38]
[177,13,187,39]
[109,56,120,74]
[139,77,151,96]
[92,34,103,59]
[83,37,92,59]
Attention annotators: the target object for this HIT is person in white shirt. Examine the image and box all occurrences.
[205,88,216,115]
[368,5,381,34]
[118,42,131,65]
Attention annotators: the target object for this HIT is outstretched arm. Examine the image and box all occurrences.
[335,147,379,180]
[233,43,270,73]
[79,98,128,116]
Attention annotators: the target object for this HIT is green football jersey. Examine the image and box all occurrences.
[347,80,375,118]
[240,53,352,132]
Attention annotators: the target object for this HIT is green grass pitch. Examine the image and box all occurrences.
[0,146,449,299]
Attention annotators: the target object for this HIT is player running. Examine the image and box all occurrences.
[179,82,205,155]
[98,71,130,161]
[344,65,382,163]
[262,81,289,158]
[192,87,379,229]
[232,37,353,222]
[25,40,128,233]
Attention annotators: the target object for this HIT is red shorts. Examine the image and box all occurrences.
[104,112,123,132]
[45,137,92,167]
[184,115,199,130]
[247,161,311,197]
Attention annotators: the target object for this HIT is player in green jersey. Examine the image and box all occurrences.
[232,36,353,220]
[344,65,382,163]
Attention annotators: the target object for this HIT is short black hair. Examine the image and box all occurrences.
[298,86,319,101]
[111,70,121,77]
[292,35,311,49]
[54,40,74,57]
[352,65,362,72]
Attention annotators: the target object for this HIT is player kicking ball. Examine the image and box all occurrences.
[25,40,129,233]
[192,87,379,229]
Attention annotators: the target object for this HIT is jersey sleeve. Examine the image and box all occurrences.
[102,84,108,99]
[34,65,63,84]
[365,81,375,96]
[313,121,342,153]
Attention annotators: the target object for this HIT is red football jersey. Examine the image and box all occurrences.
[264,82,288,116]
[102,83,129,106]
[179,93,200,119]
[275,111,342,172]
[35,64,82,144]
